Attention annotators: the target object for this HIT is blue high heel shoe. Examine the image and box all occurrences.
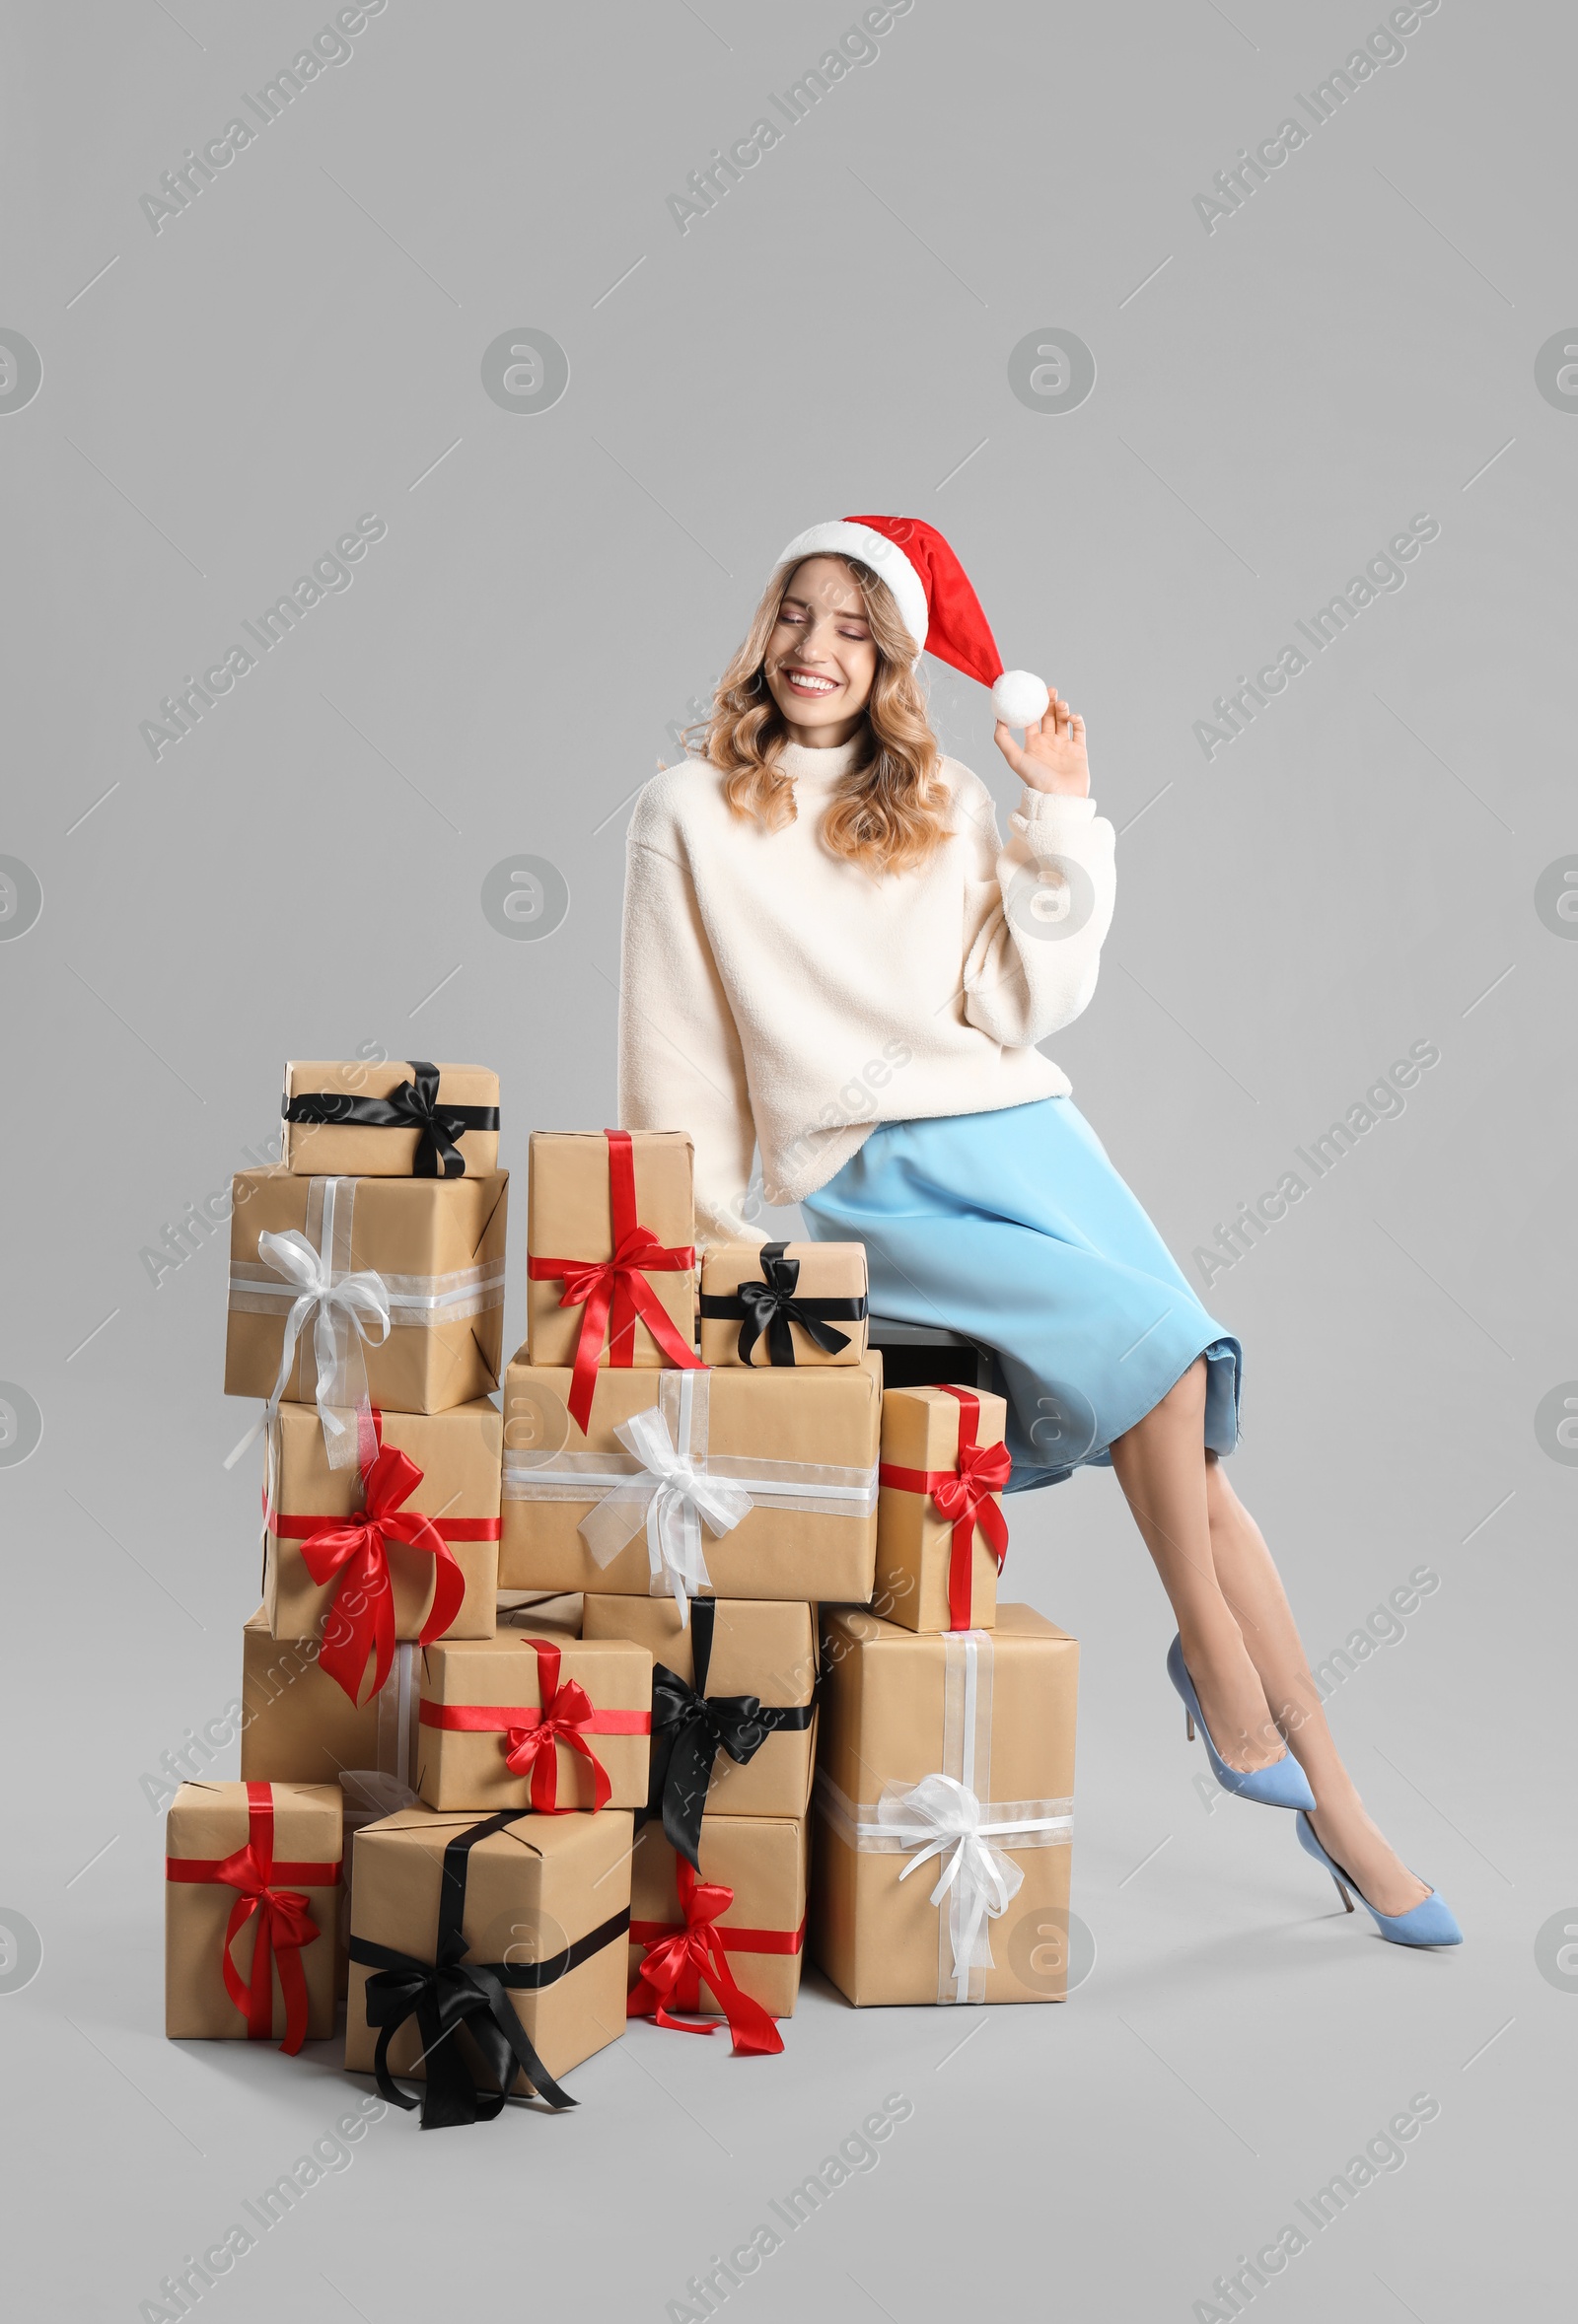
[1296,1812,1462,1947]
[1166,1635,1316,1810]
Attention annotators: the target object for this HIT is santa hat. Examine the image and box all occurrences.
[773,515,1050,729]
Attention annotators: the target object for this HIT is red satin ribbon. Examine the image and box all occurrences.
[879,1383,1011,1630]
[272,1410,475,1706]
[627,1860,794,2055]
[526,1128,701,1431]
[419,1636,650,1811]
[165,1782,339,2055]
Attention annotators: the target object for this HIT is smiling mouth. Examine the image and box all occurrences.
[781,668,838,696]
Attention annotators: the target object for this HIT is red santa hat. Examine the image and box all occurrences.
[773,514,1050,729]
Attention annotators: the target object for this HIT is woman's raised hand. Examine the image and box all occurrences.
[993,688,1090,798]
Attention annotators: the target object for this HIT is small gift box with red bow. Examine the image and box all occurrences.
[525,1130,699,1430]
[344,1805,632,2127]
[281,1060,500,1178]
[262,1402,500,1702]
[876,1383,1011,1633]
[627,1814,808,2055]
[165,1780,341,2052]
[417,1629,653,1813]
[698,1240,869,1368]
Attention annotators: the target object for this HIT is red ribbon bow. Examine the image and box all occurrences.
[527,1129,701,1431]
[165,1783,339,2055]
[627,1860,786,2056]
[879,1383,1011,1630]
[501,1638,612,1812]
[284,1411,469,1706]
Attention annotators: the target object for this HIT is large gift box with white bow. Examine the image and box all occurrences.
[344,1805,632,2127]
[260,1401,500,1683]
[224,1169,508,1451]
[416,1629,653,1813]
[281,1058,500,1178]
[498,1354,882,1609]
[812,1605,1077,2007]
[875,1383,1010,1633]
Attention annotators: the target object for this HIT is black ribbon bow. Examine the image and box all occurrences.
[348,1811,629,2129]
[284,1059,499,1177]
[643,1601,817,1870]
[699,1241,868,1367]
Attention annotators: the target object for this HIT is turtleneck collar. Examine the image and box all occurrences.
[778,737,863,788]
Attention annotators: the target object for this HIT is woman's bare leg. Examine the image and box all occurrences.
[1110,1359,1432,1916]
[1108,1360,1286,1773]
[1202,1455,1430,1916]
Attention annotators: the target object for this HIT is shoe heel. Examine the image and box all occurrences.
[1184,1712,1195,1743]
[1330,1873,1355,1915]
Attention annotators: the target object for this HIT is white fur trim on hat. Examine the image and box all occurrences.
[775,521,929,655]
[992,669,1050,728]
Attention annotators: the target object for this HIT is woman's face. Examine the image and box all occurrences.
[761,557,879,744]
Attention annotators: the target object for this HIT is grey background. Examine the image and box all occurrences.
[3,0,1573,2316]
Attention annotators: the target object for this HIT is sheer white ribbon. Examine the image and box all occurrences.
[224,1182,391,1471]
[882,1773,1026,2003]
[578,1387,753,1624]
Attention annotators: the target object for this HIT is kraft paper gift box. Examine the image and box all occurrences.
[281,1058,500,1178]
[262,1401,499,1691]
[240,1608,422,1792]
[627,1813,809,2052]
[525,1130,698,1426]
[699,1239,869,1369]
[225,1168,509,1441]
[812,1605,1077,2007]
[582,1597,817,1860]
[166,1781,341,2052]
[345,1805,632,2125]
[876,1383,1010,1633]
[499,1355,882,1606]
[417,1631,653,1813]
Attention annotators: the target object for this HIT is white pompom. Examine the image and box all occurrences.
[992,669,1050,728]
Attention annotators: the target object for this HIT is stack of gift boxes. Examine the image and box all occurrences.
[163,1070,1080,2129]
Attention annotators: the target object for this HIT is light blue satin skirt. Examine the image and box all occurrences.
[800,1096,1242,1492]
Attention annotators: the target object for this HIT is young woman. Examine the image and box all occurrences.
[618,514,1460,1948]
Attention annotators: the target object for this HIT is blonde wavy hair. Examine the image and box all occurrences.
[687,555,952,875]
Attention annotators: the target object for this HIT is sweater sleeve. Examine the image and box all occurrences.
[617,829,764,1249]
[958,779,1117,1049]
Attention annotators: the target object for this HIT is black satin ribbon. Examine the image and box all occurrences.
[283,1059,499,1178]
[641,1600,817,1870]
[698,1241,868,1367]
[348,1810,629,2128]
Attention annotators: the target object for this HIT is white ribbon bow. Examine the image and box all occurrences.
[881,1772,1026,2003]
[577,1403,753,1624]
[224,1227,392,1472]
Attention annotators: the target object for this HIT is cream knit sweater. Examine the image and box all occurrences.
[618,739,1117,1245]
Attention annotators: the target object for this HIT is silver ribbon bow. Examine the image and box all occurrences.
[880,1772,1025,2003]
[578,1388,753,1624]
[225,1218,391,1472]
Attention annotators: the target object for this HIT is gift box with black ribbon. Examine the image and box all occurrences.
[627,1814,808,2055]
[699,1240,869,1369]
[281,1059,500,1178]
[500,1356,882,1613]
[876,1383,1010,1632]
[812,1605,1077,2007]
[225,1168,509,1470]
[581,1596,817,1865]
[344,1805,632,2127]
[261,1401,499,1694]
[166,1781,341,2053]
[526,1129,699,1430]
[417,1629,653,1813]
